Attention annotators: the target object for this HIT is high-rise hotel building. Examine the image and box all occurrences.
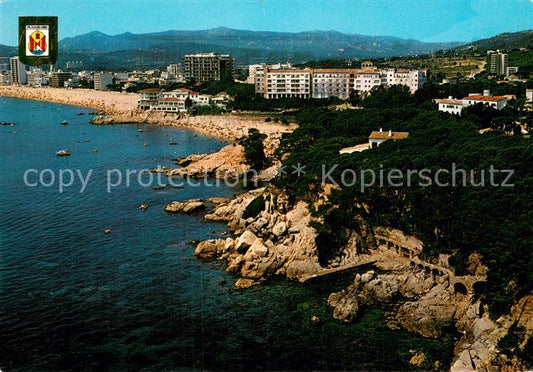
[10,57,27,85]
[183,53,235,82]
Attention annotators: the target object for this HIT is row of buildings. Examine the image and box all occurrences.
[137,88,230,112]
[251,61,426,99]
[435,90,509,115]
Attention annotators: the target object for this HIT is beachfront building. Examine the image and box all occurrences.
[49,72,72,88]
[138,88,161,110]
[26,68,48,87]
[10,57,27,85]
[138,88,212,112]
[183,53,235,82]
[255,62,426,99]
[94,72,113,91]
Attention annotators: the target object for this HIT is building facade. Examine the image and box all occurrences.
[49,72,72,88]
[183,53,235,82]
[436,91,508,115]
[312,69,351,98]
[489,51,509,75]
[10,57,27,85]
[94,72,113,91]
[255,62,426,99]
[263,69,312,99]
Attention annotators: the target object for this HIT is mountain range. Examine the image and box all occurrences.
[1,28,532,71]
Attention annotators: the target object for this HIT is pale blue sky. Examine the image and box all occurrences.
[0,0,531,45]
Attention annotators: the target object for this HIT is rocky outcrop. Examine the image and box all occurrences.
[451,294,533,371]
[195,187,322,286]
[168,144,250,179]
[164,199,206,213]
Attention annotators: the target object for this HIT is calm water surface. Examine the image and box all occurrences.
[0,97,453,371]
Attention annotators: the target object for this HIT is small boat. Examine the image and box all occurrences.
[61,120,68,125]
[56,149,71,156]
[92,148,98,153]
[169,142,178,146]
[76,112,84,116]
[104,228,111,235]
[139,203,149,210]
[0,122,14,126]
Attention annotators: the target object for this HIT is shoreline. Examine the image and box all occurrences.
[0,86,297,141]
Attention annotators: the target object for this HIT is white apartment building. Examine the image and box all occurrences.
[381,68,426,93]
[10,57,27,85]
[354,70,381,92]
[255,62,426,99]
[94,72,113,91]
[312,70,351,99]
[247,64,265,84]
[264,69,311,99]
[489,51,509,75]
[26,68,47,87]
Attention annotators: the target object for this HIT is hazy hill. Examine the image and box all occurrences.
[454,30,533,52]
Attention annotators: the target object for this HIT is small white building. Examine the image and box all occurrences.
[369,129,410,148]
[339,129,409,154]
[462,94,507,110]
[435,97,466,115]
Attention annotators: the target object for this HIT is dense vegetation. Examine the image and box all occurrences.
[272,84,532,319]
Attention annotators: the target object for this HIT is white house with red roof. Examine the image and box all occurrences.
[435,90,508,115]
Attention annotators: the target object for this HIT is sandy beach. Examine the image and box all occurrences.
[0,86,297,140]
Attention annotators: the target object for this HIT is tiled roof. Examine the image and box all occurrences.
[462,95,507,102]
[139,88,160,93]
[436,99,464,105]
[369,130,409,140]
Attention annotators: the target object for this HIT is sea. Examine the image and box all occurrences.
[0,96,454,371]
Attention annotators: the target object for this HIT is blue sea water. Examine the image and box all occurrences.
[0,97,453,371]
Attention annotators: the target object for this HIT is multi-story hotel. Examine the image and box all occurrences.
[264,69,312,99]
[312,70,351,99]
[254,61,426,99]
[10,57,27,85]
[94,72,113,91]
[489,51,509,75]
[183,53,235,82]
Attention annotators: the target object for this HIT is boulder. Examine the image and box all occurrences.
[165,199,206,213]
[234,278,258,289]
[235,230,257,253]
[272,221,287,237]
[195,239,225,258]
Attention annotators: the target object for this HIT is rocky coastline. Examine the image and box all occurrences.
[175,178,532,369]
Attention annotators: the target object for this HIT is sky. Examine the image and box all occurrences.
[0,0,532,46]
